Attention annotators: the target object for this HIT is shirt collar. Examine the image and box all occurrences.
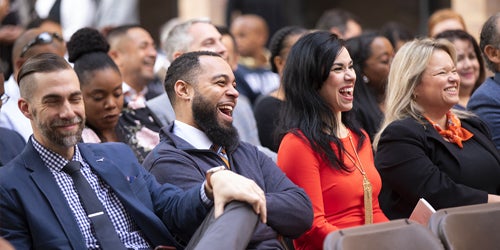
[494,72,500,84]
[31,137,82,172]
[122,82,148,102]
[172,120,212,150]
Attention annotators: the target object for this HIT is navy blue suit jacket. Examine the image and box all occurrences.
[0,141,209,249]
[0,127,25,166]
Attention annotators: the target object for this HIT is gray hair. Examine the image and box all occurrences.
[164,18,211,62]
[480,13,500,72]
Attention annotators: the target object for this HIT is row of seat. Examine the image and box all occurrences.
[324,202,500,250]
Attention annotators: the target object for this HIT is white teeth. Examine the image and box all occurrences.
[339,87,353,94]
[219,105,233,111]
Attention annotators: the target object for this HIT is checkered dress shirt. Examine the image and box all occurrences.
[31,138,151,249]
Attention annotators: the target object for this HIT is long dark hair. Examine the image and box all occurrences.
[278,31,365,172]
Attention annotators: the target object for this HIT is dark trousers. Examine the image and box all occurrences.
[185,202,259,250]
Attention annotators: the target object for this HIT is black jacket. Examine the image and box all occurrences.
[375,116,500,219]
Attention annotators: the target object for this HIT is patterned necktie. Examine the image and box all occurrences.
[63,161,127,250]
[210,144,230,169]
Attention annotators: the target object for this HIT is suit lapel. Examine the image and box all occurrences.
[24,142,86,248]
[77,144,173,246]
[422,120,461,164]
[78,144,136,203]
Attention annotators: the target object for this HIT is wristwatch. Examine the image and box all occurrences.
[205,166,226,190]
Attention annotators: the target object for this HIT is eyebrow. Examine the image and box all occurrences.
[211,74,231,81]
[333,60,353,66]
[89,86,122,94]
[377,52,391,57]
[41,91,82,100]
[202,37,217,43]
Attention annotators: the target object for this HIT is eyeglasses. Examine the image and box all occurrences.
[20,32,64,58]
[0,93,9,104]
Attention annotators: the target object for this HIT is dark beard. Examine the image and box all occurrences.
[192,93,239,149]
[33,108,84,147]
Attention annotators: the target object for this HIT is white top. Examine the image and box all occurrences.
[35,0,139,41]
[172,120,212,150]
[35,0,96,41]
[0,75,32,141]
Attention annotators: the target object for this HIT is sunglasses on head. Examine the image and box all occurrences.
[20,32,64,58]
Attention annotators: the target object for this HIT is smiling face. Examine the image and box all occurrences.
[190,55,239,147]
[452,38,480,91]
[81,68,123,133]
[414,49,460,116]
[20,69,85,151]
[188,22,228,61]
[319,47,356,115]
[364,36,394,89]
[117,27,157,83]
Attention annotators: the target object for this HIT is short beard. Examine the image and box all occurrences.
[33,109,84,148]
[192,93,239,149]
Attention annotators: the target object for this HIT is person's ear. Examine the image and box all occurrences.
[18,97,33,120]
[274,55,285,73]
[108,49,121,66]
[484,45,500,64]
[174,80,192,102]
[329,27,344,39]
[172,51,183,61]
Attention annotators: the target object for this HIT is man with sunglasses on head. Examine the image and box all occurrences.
[0,28,67,141]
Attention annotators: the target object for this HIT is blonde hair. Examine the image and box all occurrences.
[373,38,472,150]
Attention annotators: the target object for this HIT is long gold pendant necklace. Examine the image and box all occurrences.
[344,132,373,224]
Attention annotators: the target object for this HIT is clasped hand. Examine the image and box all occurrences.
[206,170,267,223]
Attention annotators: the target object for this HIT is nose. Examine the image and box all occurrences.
[449,71,460,83]
[104,96,118,110]
[345,68,356,81]
[59,100,77,119]
[227,83,239,98]
[216,41,228,59]
[461,57,472,68]
[147,44,157,57]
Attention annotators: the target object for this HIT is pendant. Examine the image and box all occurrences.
[363,175,373,224]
